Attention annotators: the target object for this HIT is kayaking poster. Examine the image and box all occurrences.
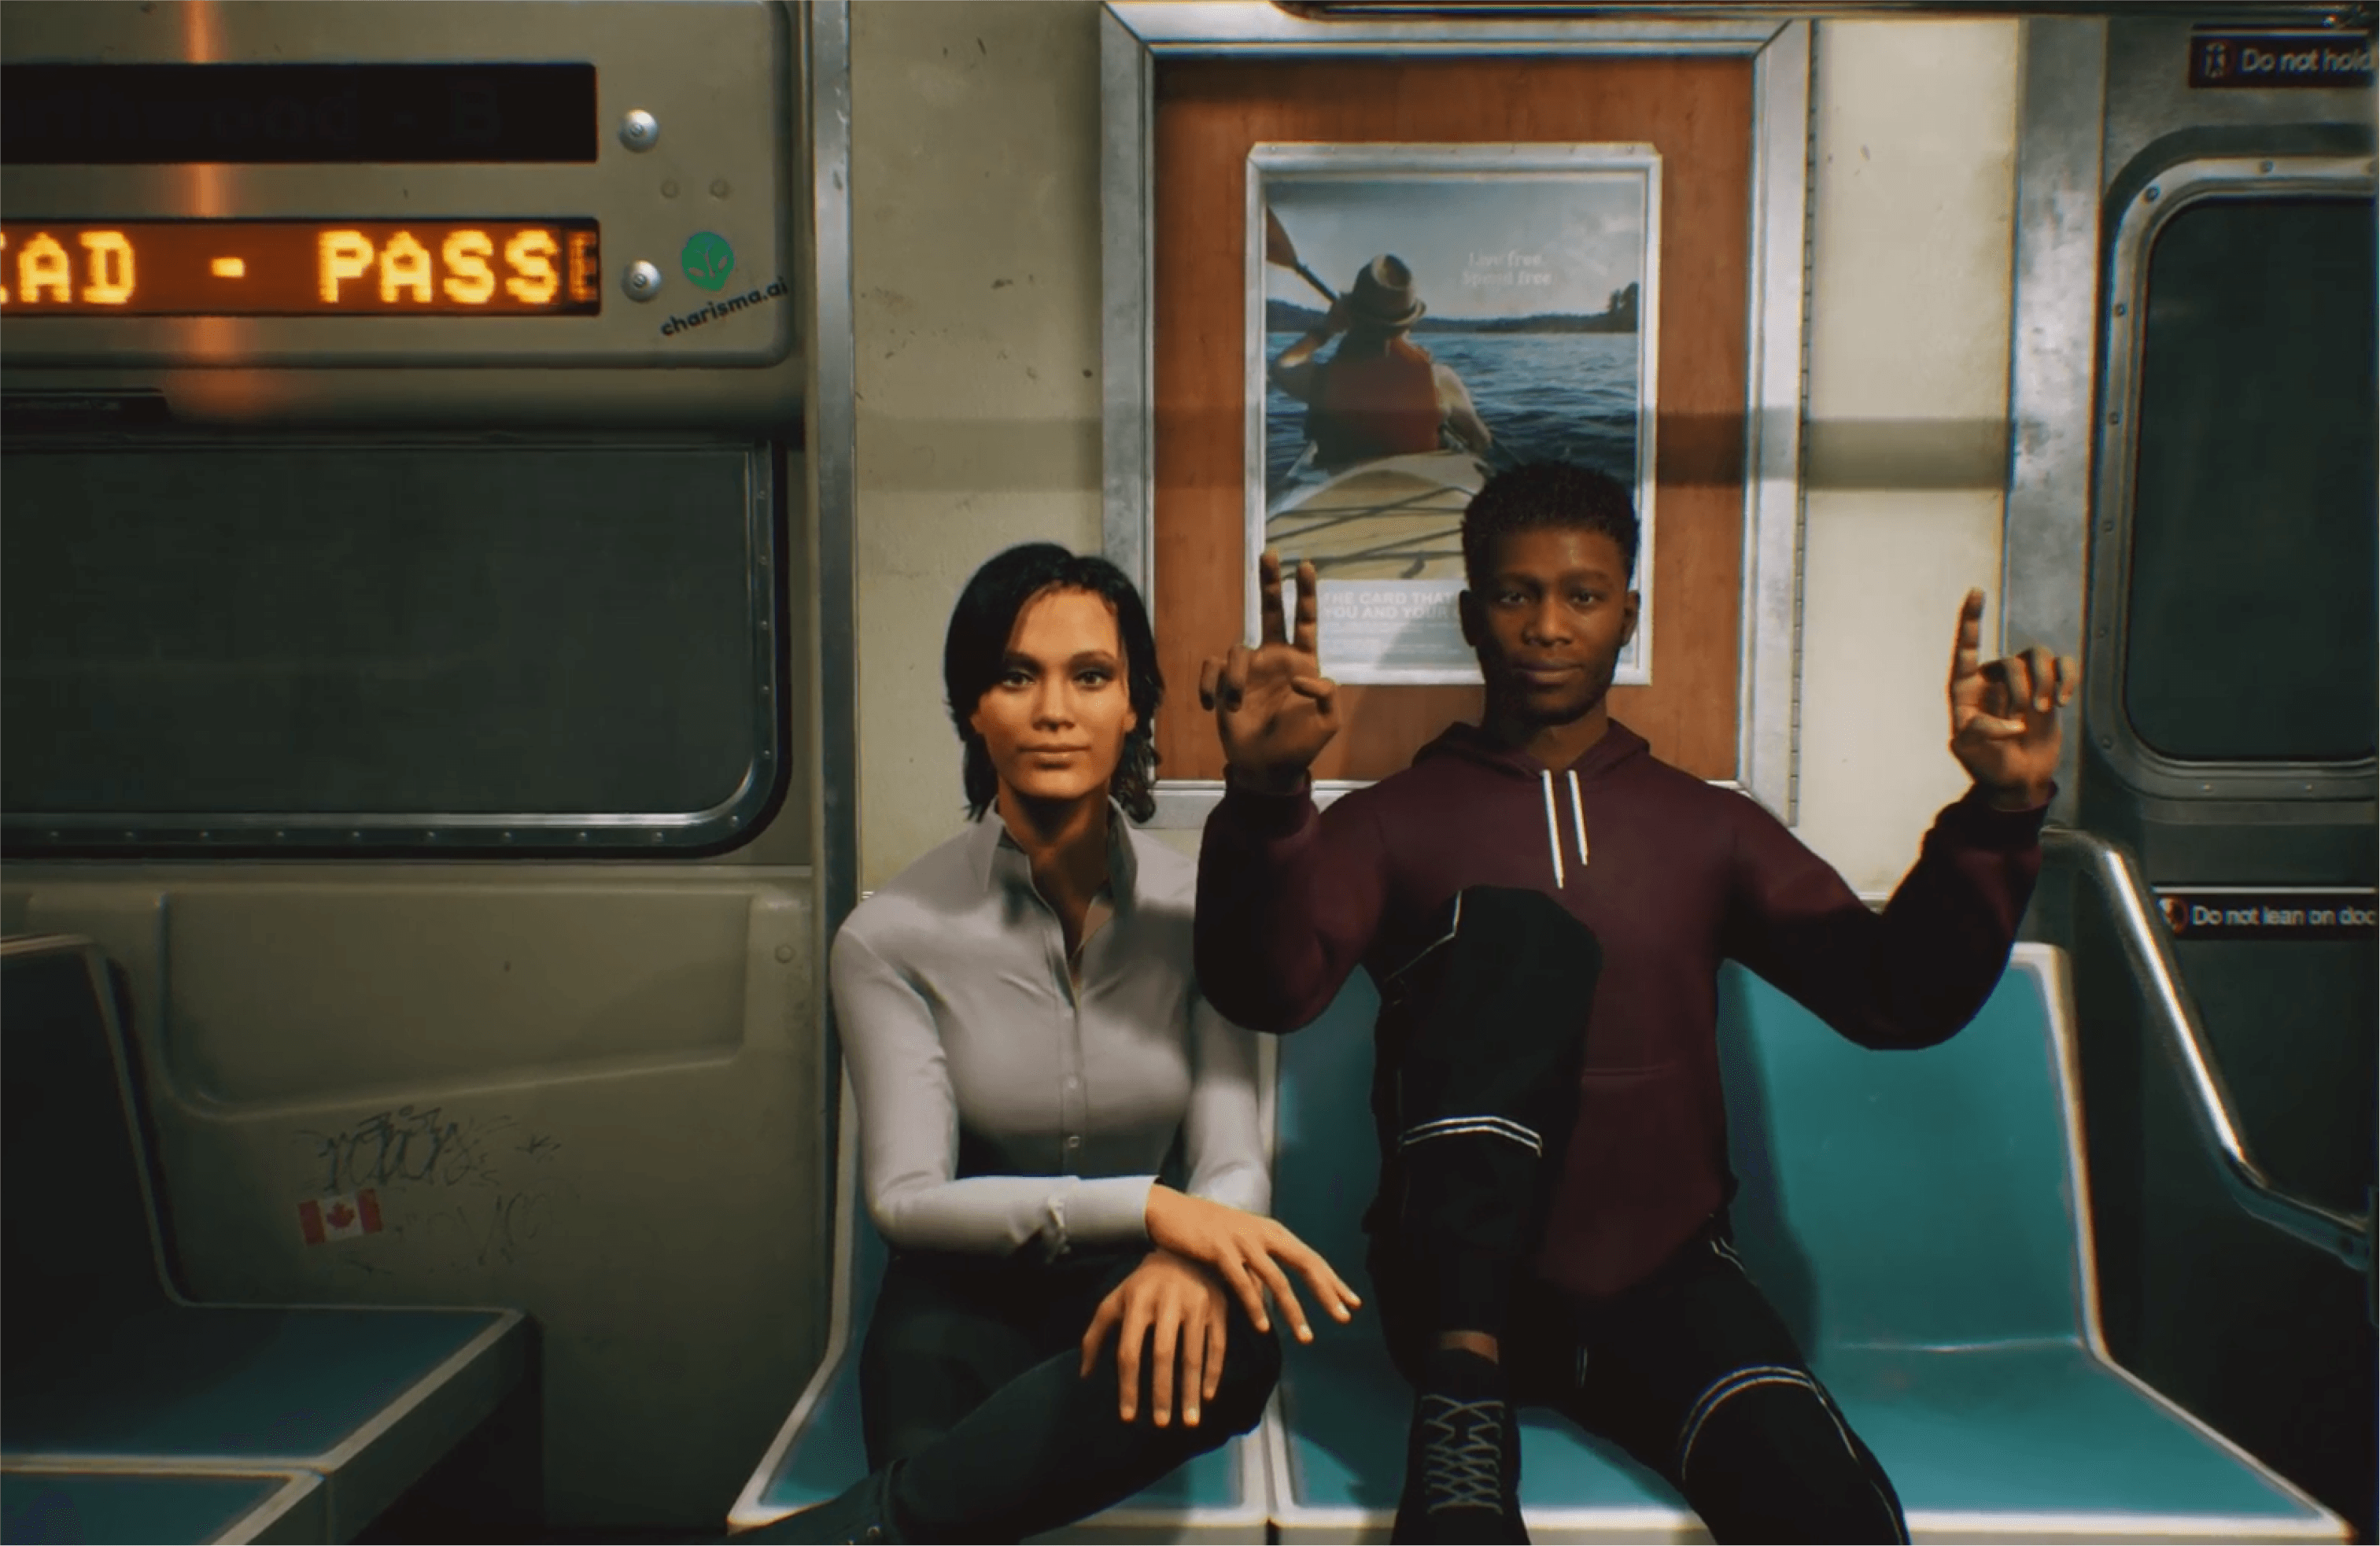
[1246,143,1661,685]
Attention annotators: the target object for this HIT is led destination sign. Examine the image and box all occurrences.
[0,221,601,316]
[1,65,598,164]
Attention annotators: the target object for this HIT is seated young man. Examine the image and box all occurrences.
[1193,462,2076,1544]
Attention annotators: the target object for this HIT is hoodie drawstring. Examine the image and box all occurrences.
[1566,770,1591,868]
[1539,770,1566,890]
[1539,769,1593,888]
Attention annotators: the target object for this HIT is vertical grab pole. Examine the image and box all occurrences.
[806,0,860,1167]
[2360,24,2380,1540]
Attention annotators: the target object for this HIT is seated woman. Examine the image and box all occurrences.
[752,543,1358,1544]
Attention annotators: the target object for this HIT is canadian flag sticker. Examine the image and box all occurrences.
[298,1190,384,1245]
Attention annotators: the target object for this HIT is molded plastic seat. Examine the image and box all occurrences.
[728,1080,1276,1544]
[1,1464,327,1546]
[0,935,530,1542]
[1263,944,2349,1543]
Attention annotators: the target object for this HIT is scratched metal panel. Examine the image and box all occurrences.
[159,886,752,1101]
[2103,13,2375,194]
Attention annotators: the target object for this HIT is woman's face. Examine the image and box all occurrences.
[969,585,1136,811]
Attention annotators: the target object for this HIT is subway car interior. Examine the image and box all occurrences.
[0,2,2371,1543]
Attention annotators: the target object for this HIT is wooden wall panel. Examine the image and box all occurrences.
[1150,57,1752,783]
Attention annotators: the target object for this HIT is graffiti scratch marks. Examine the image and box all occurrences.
[422,1190,559,1268]
[300,1105,518,1194]
[291,1109,574,1271]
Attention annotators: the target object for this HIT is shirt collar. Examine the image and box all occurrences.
[965,800,1138,904]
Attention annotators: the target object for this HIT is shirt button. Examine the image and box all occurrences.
[1065,1076,1080,1090]
[1066,1135,1082,1149]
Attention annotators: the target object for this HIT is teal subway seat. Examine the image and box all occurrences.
[727,1079,1275,1544]
[1262,945,2349,1544]
[0,1465,327,1546]
[0,935,531,1544]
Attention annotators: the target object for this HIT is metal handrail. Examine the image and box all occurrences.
[2041,825,2373,1278]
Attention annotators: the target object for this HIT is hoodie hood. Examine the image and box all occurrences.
[1408,720,1651,890]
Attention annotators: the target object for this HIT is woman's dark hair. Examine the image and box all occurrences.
[943,543,1164,824]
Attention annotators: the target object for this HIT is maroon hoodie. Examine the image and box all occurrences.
[1194,718,2048,1300]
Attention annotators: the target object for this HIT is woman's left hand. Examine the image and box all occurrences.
[1078,1249,1231,1428]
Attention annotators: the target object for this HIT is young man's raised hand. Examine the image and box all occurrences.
[1947,588,2079,810]
[1198,551,1341,793]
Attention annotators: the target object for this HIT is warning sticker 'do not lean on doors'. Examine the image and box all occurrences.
[2154,891,2378,943]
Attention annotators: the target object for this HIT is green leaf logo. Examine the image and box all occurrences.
[681,231,735,293]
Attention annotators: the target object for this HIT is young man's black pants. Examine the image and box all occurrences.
[853,1244,1280,1544]
[1374,885,1906,1544]
[1369,1222,1907,1544]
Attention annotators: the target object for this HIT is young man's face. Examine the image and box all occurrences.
[1459,526,1640,726]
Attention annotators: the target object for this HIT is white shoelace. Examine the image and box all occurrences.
[1419,1394,1509,1515]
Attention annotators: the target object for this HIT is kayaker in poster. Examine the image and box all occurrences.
[1267,253,1496,473]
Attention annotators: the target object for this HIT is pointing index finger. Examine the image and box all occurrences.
[1949,588,1986,705]
[1953,588,1985,664]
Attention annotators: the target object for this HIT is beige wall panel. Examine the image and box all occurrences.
[1800,492,2012,885]
[851,0,1108,889]
[1798,20,2021,893]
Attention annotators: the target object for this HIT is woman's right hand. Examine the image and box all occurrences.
[1144,1183,1361,1342]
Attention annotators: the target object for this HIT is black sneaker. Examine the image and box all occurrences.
[732,1467,903,1544]
[1390,1393,1527,1544]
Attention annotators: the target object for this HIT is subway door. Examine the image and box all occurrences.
[2072,137,2375,1535]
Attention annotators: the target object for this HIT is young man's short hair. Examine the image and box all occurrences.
[1460,462,1641,590]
